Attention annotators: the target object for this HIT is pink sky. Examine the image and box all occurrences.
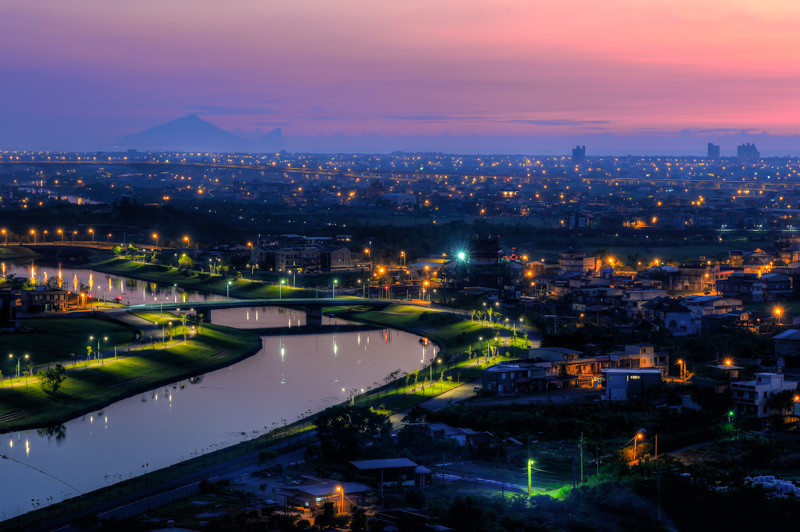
[2,0,799,148]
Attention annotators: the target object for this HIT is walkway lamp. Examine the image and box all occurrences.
[90,336,108,360]
[227,280,232,300]
[9,353,29,379]
[280,278,285,299]
[528,459,534,496]
[332,279,338,299]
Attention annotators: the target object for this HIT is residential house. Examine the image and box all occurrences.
[641,297,700,336]
[278,481,369,513]
[731,373,797,417]
[481,361,547,395]
[716,272,764,302]
[773,329,800,358]
[350,458,431,487]
[601,368,663,401]
[761,273,792,299]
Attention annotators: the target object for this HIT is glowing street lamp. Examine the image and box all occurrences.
[183,236,190,248]
[58,228,63,241]
[9,353,29,379]
[280,278,285,299]
[336,486,344,513]
[633,432,644,462]
[89,228,94,241]
[1,229,6,245]
[227,280,232,301]
[152,233,158,247]
[332,279,338,299]
[401,251,405,267]
[527,459,535,496]
[89,336,108,361]
[30,229,36,243]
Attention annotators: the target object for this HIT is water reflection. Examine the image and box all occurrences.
[0,276,428,521]
[35,425,66,442]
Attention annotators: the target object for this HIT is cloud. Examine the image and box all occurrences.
[384,115,487,121]
[507,119,612,126]
[249,121,292,127]
[311,106,325,112]
[183,105,277,116]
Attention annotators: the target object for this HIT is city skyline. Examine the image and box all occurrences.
[2,0,800,153]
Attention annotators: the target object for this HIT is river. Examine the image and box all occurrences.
[0,264,433,521]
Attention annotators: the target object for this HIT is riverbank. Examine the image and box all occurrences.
[0,322,262,433]
[89,258,317,299]
[0,245,39,262]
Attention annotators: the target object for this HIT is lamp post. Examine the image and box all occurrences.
[336,486,344,513]
[677,359,685,383]
[9,353,29,379]
[58,228,63,241]
[152,233,158,247]
[89,336,107,361]
[30,229,37,243]
[527,459,535,496]
[280,279,285,299]
[227,280,232,300]
[89,228,94,241]
[184,236,190,248]
[332,279,338,299]
[401,251,405,267]
[1,229,6,245]
[633,432,643,462]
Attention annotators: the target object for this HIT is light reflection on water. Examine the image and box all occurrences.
[0,266,435,520]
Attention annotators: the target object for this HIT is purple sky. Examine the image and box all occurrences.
[2,0,800,154]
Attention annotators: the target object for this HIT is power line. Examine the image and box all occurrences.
[1,455,83,496]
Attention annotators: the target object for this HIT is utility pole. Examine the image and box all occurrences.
[579,432,586,485]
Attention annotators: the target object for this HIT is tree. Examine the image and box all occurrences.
[314,404,390,460]
[39,365,66,393]
[178,253,194,270]
[315,502,337,529]
[112,245,122,256]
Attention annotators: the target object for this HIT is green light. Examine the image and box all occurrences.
[729,411,734,416]
[457,251,466,261]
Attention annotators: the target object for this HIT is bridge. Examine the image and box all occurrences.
[119,297,394,327]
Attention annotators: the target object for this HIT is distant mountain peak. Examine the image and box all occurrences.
[119,114,283,152]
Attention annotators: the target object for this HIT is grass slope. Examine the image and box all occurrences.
[89,258,316,299]
[0,324,261,432]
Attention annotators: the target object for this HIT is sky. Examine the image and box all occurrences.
[2,0,800,154]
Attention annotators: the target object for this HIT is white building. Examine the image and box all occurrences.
[601,368,662,401]
[731,373,797,418]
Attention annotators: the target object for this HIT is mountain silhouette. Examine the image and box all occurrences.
[119,114,283,152]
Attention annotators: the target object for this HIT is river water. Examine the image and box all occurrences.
[0,264,433,520]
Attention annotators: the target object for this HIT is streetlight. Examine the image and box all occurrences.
[633,432,644,462]
[1,229,6,245]
[58,228,63,241]
[336,486,344,513]
[184,236,190,248]
[89,228,94,241]
[9,353,29,379]
[90,336,108,361]
[527,459,535,496]
[152,233,158,247]
[401,251,405,267]
[227,280,232,300]
[280,278,285,299]
[30,229,36,243]
[107,233,112,242]
[676,359,685,383]
[332,279,338,299]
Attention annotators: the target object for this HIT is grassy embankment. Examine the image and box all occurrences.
[0,245,39,262]
[0,322,261,432]
[89,258,317,299]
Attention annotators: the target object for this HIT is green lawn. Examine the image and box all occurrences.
[2,318,136,369]
[0,245,38,262]
[89,258,317,299]
[0,323,261,431]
